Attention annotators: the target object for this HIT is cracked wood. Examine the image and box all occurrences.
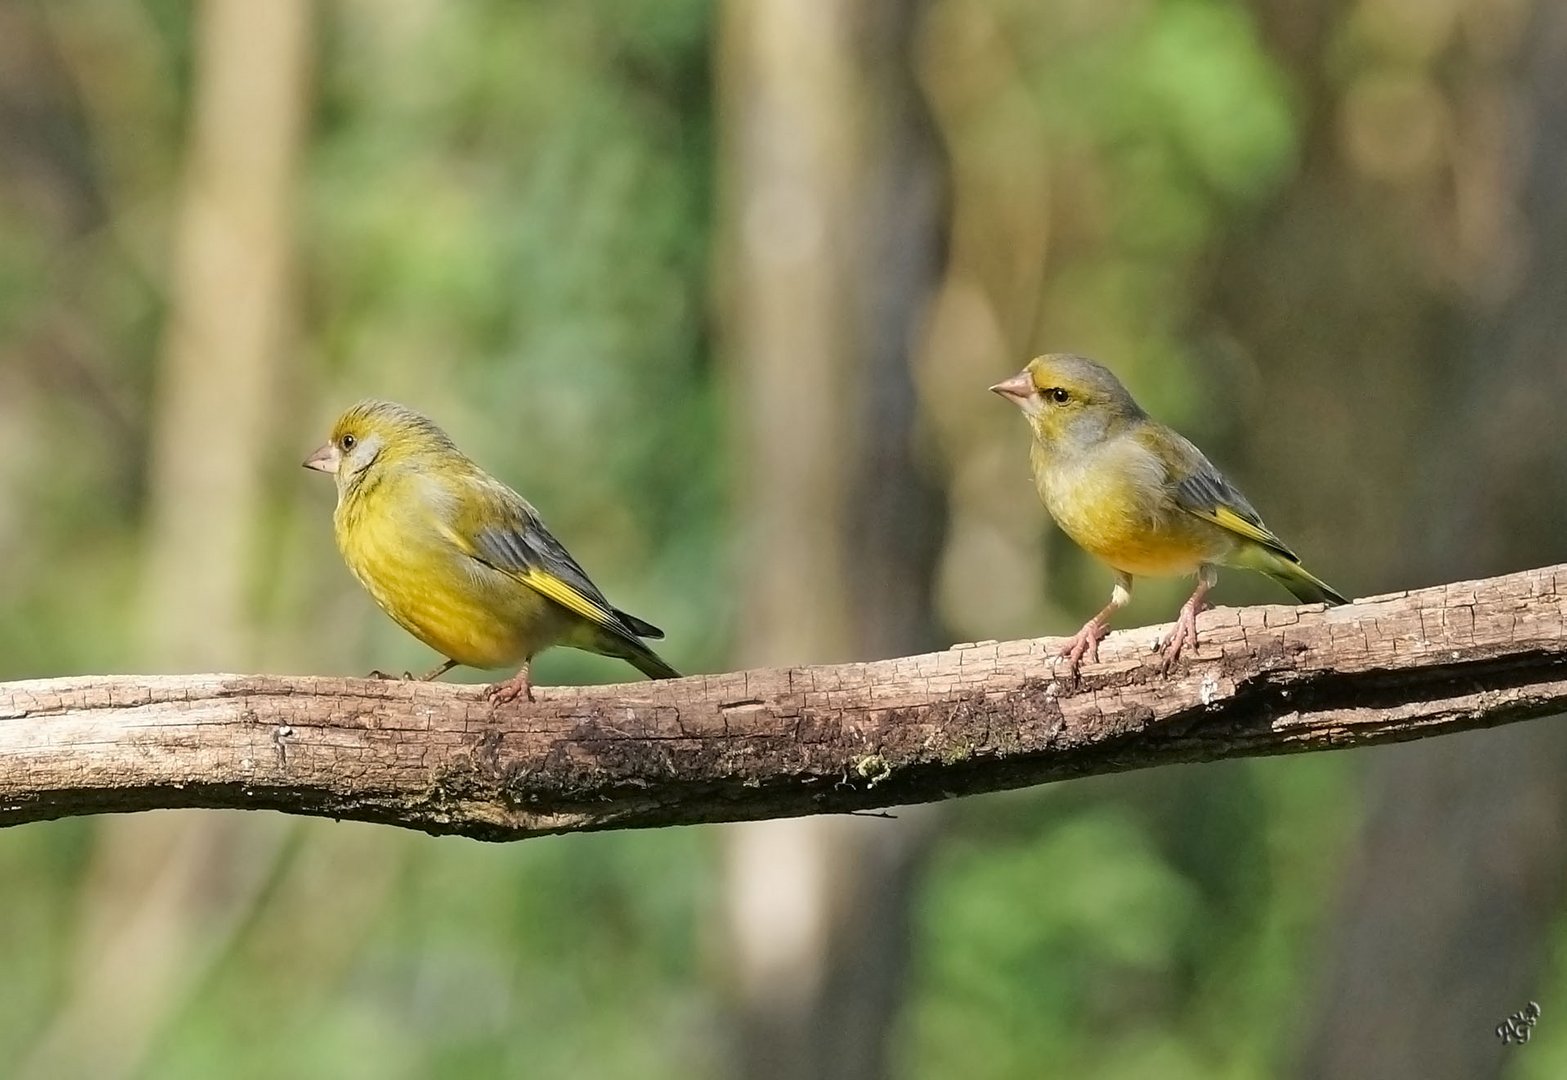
[3,564,1567,840]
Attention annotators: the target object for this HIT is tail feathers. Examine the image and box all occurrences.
[613,607,665,640]
[1263,559,1349,607]
[1232,542,1347,605]
[573,614,680,680]
[620,639,681,680]
[608,607,679,678]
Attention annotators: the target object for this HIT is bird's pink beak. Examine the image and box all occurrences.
[302,442,338,474]
[989,371,1036,404]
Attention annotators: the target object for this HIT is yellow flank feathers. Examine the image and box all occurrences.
[1032,436,1233,578]
[305,399,678,700]
[339,492,566,669]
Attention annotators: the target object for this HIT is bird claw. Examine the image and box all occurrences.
[1156,601,1209,673]
[420,659,459,682]
[1058,622,1108,679]
[487,670,533,705]
[366,669,414,681]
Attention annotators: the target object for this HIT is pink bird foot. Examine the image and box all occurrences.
[1059,619,1110,678]
[1156,608,1202,671]
[487,665,533,705]
[1056,574,1133,681]
[1157,573,1214,673]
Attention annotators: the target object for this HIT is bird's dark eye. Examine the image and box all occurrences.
[339,433,357,451]
[1046,387,1071,404]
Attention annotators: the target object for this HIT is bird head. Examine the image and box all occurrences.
[990,353,1146,451]
[304,399,457,494]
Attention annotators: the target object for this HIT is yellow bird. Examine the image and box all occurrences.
[304,400,679,702]
[991,354,1347,672]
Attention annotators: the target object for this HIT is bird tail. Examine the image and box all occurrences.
[606,608,678,678]
[1247,548,1349,606]
[582,620,679,679]
[613,607,665,640]
[572,612,680,681]
[618,638,681,680]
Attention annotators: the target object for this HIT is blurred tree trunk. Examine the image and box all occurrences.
[19,2,313,1077]
[1294,2,1567,1077]
[716,1,948,1078]
[140,1,310,663]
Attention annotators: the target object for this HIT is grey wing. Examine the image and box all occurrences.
[467,484,665,641]
[1167,439,1298,562]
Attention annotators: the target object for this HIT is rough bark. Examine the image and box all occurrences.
[4,565,1566,841]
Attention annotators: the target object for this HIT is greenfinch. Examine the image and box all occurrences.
[991,354,1347,673]
[304,400,679,702]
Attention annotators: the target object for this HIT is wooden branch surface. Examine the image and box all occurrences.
[5,565,1566,840]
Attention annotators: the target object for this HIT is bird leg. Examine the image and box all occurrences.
[1060,574,1132,677]
[420,659,459,681]
[487,662,533,705]
[1157,564,1217,672]
[366,659,458,681]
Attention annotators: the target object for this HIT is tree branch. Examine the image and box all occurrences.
[5,564,1566,841]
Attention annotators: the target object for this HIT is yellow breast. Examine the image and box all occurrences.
[334,488,567,668]
[1033,438,1233,578]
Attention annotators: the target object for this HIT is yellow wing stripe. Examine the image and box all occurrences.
[1187,504,1295,559]
[437,519,620,631]
[512,565,619,630]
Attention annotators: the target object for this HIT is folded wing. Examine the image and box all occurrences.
[441,475,665,646]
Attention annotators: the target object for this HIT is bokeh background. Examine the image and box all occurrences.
[2,0,1566,1077]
